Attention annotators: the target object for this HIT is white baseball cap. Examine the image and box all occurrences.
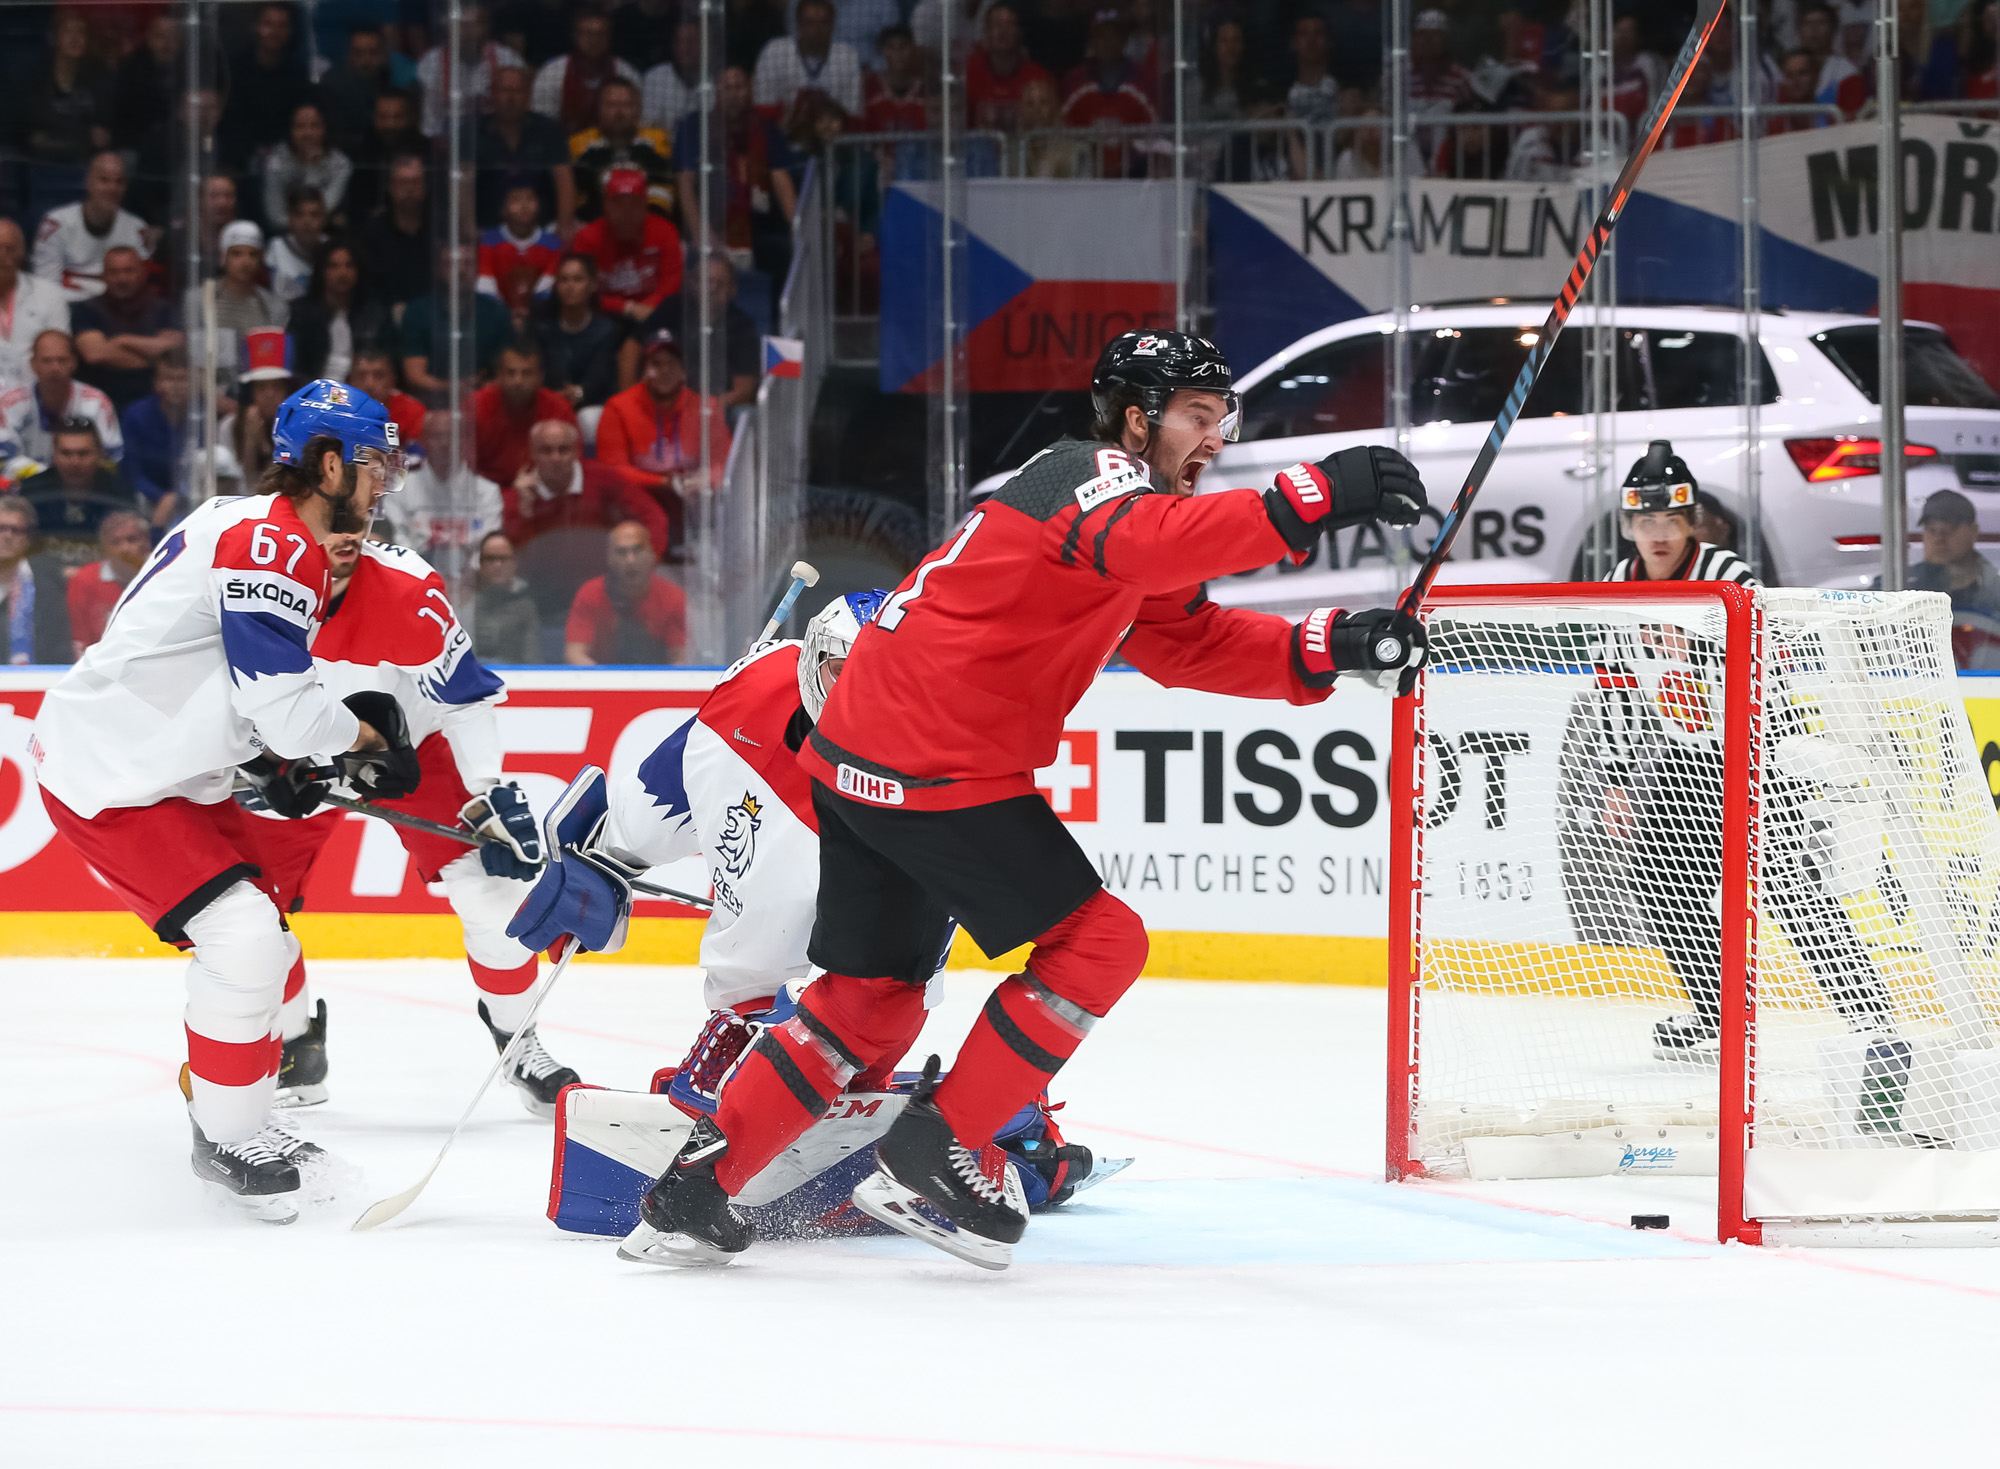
[219,220,264,253]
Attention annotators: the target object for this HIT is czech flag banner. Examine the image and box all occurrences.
[763,336,804,380]
[879,179,1178,394]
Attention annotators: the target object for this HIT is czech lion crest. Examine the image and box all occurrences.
[716,791,763,877]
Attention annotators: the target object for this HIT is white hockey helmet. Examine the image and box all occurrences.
[798,589,890,720]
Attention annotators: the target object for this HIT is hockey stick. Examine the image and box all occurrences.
[1396,0,1726,619]
[351,944,580,1231]
[757,560,819,644]
[298,790,717,909]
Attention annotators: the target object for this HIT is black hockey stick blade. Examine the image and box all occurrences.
[1395,0,1726,624]
[312,790,714,909]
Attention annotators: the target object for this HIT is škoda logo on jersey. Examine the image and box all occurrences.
[837,764,905,806]
[1283,465,1325,506]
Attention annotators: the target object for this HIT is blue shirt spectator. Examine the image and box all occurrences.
[119,352,190,522]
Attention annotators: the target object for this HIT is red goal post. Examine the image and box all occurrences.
[1387,581,2000,1247]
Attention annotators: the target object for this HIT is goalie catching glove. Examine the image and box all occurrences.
[333,691,422,800]
[462,782,543,880]
[1292,607,1428,690]
[1264,446,1427,565]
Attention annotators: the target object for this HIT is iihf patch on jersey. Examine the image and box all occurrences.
[837,763,904,805]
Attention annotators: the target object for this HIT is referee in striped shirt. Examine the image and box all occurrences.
[1591,443,1899,1096]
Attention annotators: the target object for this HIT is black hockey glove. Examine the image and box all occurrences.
[1291,607,1429,693]
[336,690,423,801]
[237,752,327,820]
[462,781,544,880]
[1264,446,1429,562]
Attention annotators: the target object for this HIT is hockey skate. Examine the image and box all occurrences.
[189,1114,322,1224]
[478,999,581,1118]
[618,1118,754,1267]
[275,999,330,1108]
[851,1056,1030,1271]
[1653,1013,1721,1062]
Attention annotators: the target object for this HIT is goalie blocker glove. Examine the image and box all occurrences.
[1264,446,1427,565]
[462,781,543,880]
[507,766,638,956]
[334,690,422,800]
[1292,607,1428,690]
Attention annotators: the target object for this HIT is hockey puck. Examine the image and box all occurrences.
[1631,1215,1670,1230]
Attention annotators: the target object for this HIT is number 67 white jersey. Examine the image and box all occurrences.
[32,494,360,818]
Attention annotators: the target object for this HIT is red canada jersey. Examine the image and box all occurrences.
[801,437,1327,811]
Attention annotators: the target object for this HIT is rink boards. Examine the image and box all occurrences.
[6,666,2000,984]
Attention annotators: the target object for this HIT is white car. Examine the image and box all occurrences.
[976,303,2000,616]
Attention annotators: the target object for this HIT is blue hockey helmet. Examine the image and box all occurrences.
[799,589,890,720]
[271,378,405,491]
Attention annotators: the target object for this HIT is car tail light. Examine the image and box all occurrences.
[1784,437,1940,482]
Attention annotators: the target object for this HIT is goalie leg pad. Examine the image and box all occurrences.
[711,975,927,1195]
[934,887,1147,1148]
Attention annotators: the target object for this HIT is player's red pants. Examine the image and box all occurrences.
[712,888,1147,1195]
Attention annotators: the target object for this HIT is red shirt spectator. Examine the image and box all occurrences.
[571,170,685,320]
[564,522,688,665]
[965,7,1052,132]
[66,509,150,655]
[348,348,426,451]
[503,417,670,558]
[472,340,578,486]
[864,70,930,133]
[596,329,731,493]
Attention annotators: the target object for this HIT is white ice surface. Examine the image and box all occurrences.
[6,960,2000,1468]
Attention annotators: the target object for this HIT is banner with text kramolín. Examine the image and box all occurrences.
[1210,116,2000,389]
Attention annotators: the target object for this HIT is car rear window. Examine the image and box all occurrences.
[1811,326,2000,410]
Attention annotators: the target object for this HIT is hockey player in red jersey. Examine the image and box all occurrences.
[630,329,1434,1267]
[241,528,582,1117]
[31,379,419,1222]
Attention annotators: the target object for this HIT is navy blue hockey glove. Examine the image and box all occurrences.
[237,753,326,819]
[1264,446,1428,562]
[507,845,637,956]
[1292,606,1428,693]
[462,782,543,880]
[336,690,423,801]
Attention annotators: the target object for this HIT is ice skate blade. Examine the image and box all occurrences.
[616,1219,741,1268]
[273,1083,329,1108]
[1071,1156,1135,1194]
[509,1083,557,1120]
[196,1175,300,1225]
[850,1170,1015,1271]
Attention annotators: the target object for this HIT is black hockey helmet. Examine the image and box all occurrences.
[1620,439,1697,517]
[1090,330,1239,444]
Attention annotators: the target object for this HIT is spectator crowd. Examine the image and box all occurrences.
[0,0,1992,667]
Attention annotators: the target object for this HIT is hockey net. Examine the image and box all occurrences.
[1387,583,2000,1244]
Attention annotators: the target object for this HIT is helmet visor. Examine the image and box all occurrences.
[1218,392,1241,443]
[354,445,407,495]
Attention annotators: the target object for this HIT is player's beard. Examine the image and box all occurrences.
[322,464,370,534]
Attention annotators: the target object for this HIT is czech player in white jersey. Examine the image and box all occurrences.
[32,379,417,1222]
[238,530,581,1115]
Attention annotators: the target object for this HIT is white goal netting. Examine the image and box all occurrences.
[1400,588,2000,1210]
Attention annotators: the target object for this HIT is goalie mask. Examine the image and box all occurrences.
[798,589,890,721]
[1620,439,1696,518]
[1091,331,1240,445]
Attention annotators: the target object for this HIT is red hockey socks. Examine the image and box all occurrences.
[713,973,926,1195]
[934,888,1148,1149]
[470,954,540,1034]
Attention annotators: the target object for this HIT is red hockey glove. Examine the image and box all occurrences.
[1291,607,1429,691]
[1264,446,1429,563]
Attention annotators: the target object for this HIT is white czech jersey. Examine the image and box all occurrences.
[31,494,360,817]
[308,539,507,791]
[32,204,150,301]
[603,642,821,1010]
